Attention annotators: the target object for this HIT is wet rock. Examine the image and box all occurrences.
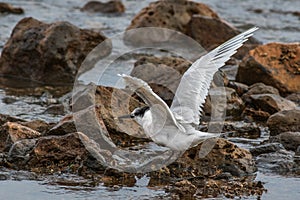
[242,83,280,102]
[236,43,300,95]
[0,114,25,126]
[131,56,191,105]
[81,0,125,13]
[203,87,244,119]
[27,132,101,173]
[0,17,109,85]
[43,104,65,115]
[46,114,77,136]
[270,132,300,151]
[222,121,261,139]
[0,2,24,14]
[151,138,256,179]
[21,119,52,135]
[249,143,284,156]
[127,0,218,33]
[248,94,296,115]
[186,15,260,58]
[227,81,249,96]
[267,109,300,136]
[172,180,197,199]
[95,86,151,145]
[242,107,270,122]
[256,149,295,172]
[0,122,41,152]
[286,93,300,106]
[7,139,37,167]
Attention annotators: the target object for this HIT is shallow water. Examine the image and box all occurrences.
[0,0,299,199]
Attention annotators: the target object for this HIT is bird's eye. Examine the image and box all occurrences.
[130,114,134,118]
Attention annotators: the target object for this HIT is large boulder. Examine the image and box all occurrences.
[236,43,300,95]
[267,109,300,136]
[0,17,109,85]
[126,0,260,58]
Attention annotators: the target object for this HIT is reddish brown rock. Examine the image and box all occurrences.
[0,2,24,14]
[81,0,125,13]
[21,119,52,135]
[267,109,300,136]
[0,122,41,152]
[151,138,256,179]
[0,17,109,85]
[27,132,94,172]
[236,43,300,95]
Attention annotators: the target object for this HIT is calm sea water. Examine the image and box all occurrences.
[0,0,299,199]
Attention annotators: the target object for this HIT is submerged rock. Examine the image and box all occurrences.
[0,2,24,14]
[267,109,300,136]
[250,143,284,156]
[0,17,109,85]
[236,43,300,95]
[81,0,125,13]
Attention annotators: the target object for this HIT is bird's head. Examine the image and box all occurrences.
[118,106,150,125]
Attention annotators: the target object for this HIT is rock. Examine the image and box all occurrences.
[172,180,197,199]
[151,138,256,178]
[0,17,109,85]
[227,81,249,96]
[27,132,102,173]
[46,114,77,136]
[0,114,25,126]
[0,2,24,14]
[131,56,191,105]
[267,109,300,136]
[186,15,260,58]
[256,149,295,172]
[248,94,296,114]
[20,119,52,135]
[242,107,270,122]
[126,1,260,58]
[7,139,37,167]
[43,104,65,115]
[0,122,41,152]
[249,143,284,156]
[127,0,218,33]
[81,0,125,13]
[286,93,300,106]
[270,132,300,151]
[222,121,261,139]
[236,43,300,95]
[95,86,151,146]
[242,83,280,102]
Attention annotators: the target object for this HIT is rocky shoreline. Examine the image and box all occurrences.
[0,0,299,199]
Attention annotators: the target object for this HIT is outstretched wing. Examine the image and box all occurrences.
[119,74,185,132]
[170,27,258,126]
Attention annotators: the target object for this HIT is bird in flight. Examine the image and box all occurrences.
[117,27,258,152]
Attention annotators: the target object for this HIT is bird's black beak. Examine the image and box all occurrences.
[117,114,133,120]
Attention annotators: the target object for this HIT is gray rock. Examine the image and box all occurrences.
[267,108,300,136]
[270,132,300,151]
[250,143,284,156]
[7,139,37,166]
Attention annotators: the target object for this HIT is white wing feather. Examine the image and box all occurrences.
[170,27,258,126]
[119,74,185,132]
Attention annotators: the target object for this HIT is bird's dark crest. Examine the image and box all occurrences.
[134,106,150,117]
